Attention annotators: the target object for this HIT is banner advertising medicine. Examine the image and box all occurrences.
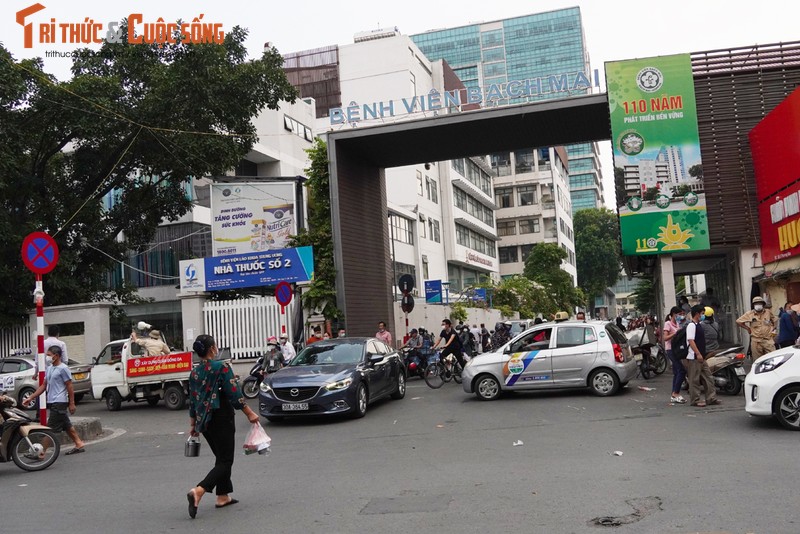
[606,53,710,255]
[211,183,296,256]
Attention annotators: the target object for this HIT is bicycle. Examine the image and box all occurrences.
[423,351,463,389]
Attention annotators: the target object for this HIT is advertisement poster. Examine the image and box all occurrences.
[211,183,296,257]
[750,86,800,264]
[606,54,709,255]
[179,246,314,292]
[126,352,193,378]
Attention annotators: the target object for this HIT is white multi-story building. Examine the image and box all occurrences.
[286,33,500,295]
[491,147,577,283]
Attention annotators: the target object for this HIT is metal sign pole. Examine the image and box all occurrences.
[34,275,46,423]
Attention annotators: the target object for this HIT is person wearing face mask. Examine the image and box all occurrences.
[279,334,296,363]
[24,346,86,454]
[662,306,687,404]
[737,296,777,360]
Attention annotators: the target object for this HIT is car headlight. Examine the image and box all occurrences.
[259,381,272,394]
[324,377,353,390]
[755,353,793,374]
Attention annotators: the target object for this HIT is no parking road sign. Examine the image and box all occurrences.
[275,281,293,307]
[21,232,59,275]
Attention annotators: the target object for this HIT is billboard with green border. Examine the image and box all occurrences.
[606,53,709,255]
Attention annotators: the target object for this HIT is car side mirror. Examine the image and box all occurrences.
[503,346,511,355]
[369,353,383,363]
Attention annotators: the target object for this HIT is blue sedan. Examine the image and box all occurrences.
[258,338,406,421]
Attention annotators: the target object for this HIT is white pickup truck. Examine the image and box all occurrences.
[91,338,194,411]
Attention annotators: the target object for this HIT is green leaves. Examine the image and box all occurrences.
[0,27,298,326]
[573,208,622,303]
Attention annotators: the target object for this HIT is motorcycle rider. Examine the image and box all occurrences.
[402,328,426,371]
[279,334,296,363]
[261,337,284,374]
[490,322,511,351]
[736,296,777,360]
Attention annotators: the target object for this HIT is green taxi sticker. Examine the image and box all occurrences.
[508,358,524,375]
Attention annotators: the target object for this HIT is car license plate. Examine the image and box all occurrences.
[282,403,308,411]
[734,367,746,376]
[73,372,87,380]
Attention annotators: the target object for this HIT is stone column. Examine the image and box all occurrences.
[179,292,209,351]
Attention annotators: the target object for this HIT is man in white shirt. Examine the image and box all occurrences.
[43,325,68,363]
[684,304,720,408]
[279,334,296,363]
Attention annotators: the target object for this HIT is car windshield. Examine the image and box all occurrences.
[289,343,364,366]
[509,322,527,336]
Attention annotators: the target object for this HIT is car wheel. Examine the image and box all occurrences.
[18,387,36,411]
[474,374,501,401]
[106,389,122,411]
[164,385,186,410]
[351,383,368,418]
[589,369,620,396]
[774,386,800,431]
[390,371,406,400]
[265,416,284,423]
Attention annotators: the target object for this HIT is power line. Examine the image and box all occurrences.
[84,241,180,281]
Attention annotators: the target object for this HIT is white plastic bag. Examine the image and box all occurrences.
[243,422,271,455]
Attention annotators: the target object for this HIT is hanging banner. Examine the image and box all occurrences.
[179,246,314,292]
[211,183,296,256]
[606,54,709,255]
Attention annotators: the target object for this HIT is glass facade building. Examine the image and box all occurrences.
[411,8,604,213]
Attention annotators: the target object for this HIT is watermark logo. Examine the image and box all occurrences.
[15,4,225,49]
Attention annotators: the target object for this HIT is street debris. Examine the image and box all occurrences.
[637,386,655,391]
[436,424,444,428]
[612,450,624,456]
[411,397,422,400]
[512,440,524,446]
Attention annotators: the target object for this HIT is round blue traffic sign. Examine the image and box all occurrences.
[275,281,293,307]
[21,232,59,275]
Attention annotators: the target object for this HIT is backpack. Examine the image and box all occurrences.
[672,324,690,359]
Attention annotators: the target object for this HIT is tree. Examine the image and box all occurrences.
[643,187,659,201]
[674,184,693,197]
[688,164,703,179]
[488,275,551,319]
[0,24,298,326]
[522,243,584,312]
[631,274,657,314]
[574,208,621,303]
[288,138,340,321]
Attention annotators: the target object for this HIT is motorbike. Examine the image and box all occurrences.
[627,327,667,379]
[706,346,746,395]
[242,352,284,399]
[0,394,60,471]
[401,347,430,379]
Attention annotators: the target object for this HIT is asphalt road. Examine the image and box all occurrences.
[1,366,796,534]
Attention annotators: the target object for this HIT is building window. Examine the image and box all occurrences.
[518,185,537,206]
[519,218,540,234]
[452,158,465,176]
[514,148,534,173]
[495,187,513,208]
[425,176,438,204]
[521,244,534,262]
[422,256,429,280]
[417,170,423,196]
[428,218,440,243]
[490,152,512,177]
[497,220,516,236]
[455,223,496,257]
[499,246,518,264]
[389,214,414,245]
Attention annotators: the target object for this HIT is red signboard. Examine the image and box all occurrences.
[126,352,193,378]
[750,87,800,264]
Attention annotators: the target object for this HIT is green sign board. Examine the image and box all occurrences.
[606,53,709,255]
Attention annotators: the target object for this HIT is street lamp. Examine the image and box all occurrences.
[441,281,450,305]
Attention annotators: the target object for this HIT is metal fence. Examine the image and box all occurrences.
[203,297,295,360]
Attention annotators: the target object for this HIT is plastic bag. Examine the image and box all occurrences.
[243,422,271,455]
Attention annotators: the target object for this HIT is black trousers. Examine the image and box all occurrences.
[198,409,236,495]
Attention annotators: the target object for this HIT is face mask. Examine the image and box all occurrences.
[700,314,706,321]
[676,315,685,324]
[338,332,345,338]
[754,304,764,311]
[45,356,53,365]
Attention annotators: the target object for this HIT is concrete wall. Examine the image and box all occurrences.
[391,302,515,348]
[28,302,112,363]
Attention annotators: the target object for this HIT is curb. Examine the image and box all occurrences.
[60,416,103,445]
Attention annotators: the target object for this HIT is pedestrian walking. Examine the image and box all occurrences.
[24,345,86,454]
[736,296,777,360]
[186,334,260,519]
[683,305,721,408]
[777,302,799,349]
[662,306,686,404]
[279,333,296,363]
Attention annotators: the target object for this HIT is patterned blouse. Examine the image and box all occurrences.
[188,359,246,433]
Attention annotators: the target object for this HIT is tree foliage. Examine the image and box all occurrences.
[574,208,621,302]
[489,275,550,319]
[522,243,584,312]
[288,138,340,320]
[0,24,298,326]
[631,274,657,314]
[688,164,703,179]
[643,187,659,201]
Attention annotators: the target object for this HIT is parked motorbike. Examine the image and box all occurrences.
[401,347,429,379]
[627,327,667,379]
[0,394,60,471]
[706,346,746,395]
[242,352,284,399]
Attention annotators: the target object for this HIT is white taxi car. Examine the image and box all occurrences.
[745,349,800,430]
